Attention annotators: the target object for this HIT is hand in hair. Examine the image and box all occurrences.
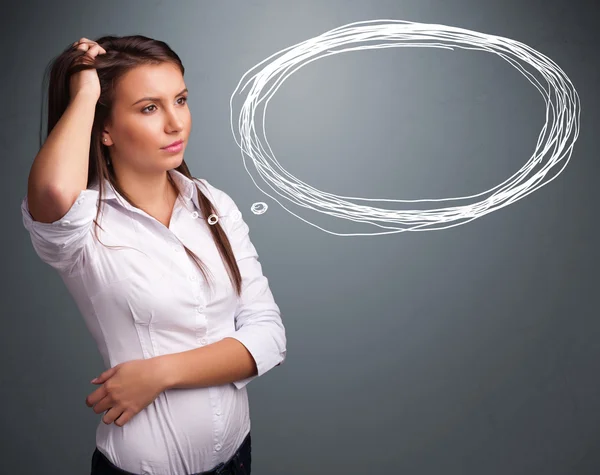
[69,37,107,102]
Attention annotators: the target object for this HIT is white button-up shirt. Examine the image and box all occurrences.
[21,169,286,474]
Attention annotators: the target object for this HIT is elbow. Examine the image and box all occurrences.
[26,183,83,224]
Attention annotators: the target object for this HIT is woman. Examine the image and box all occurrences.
[21,35,286,475]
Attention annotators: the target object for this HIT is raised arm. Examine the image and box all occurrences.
[27,38,105,223]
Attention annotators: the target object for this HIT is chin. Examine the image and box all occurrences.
[168,154,185,169]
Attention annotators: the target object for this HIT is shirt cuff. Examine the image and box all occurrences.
[228,318,287,390]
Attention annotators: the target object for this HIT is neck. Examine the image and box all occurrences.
[114,168,178,210]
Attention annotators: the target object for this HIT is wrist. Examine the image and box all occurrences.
[70,90,99,106]
[154,354,177,391]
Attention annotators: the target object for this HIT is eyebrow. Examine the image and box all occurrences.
[131,88,188,106]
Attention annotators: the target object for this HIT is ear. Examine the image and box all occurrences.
[102,130,113,146]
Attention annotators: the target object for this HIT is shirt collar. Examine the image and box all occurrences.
[89,168,200,211]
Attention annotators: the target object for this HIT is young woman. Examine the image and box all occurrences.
[21,35,286,475]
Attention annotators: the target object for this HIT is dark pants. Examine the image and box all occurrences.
[91,432,251,475]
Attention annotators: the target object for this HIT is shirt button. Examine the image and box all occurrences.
[196,306,204,313]
[231,209,242,222]
[216,409,221,416]
[215,444,222,451]
[61,220,71,226]
[191,211,199,219]
[189,275,197,281]
[201,338,207,345]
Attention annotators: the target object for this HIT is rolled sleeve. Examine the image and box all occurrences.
[215,189,287,390]
[21,189,99,275]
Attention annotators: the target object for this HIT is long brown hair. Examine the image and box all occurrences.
[40,35,242,297]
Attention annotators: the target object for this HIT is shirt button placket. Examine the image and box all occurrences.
[196,297,207,345]
[211,389,222,454]
[195,303,208,346]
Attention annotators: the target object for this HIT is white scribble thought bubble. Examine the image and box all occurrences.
[229,19,580,236]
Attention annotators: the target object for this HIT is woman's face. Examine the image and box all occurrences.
[103,62,192,176]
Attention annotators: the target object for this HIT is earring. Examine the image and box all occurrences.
[103,138,107,142]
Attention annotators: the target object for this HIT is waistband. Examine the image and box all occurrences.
[92,431,251,475]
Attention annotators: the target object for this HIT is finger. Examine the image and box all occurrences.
[92,395,114,415]
[90,365,118,385]
[75,42,91,51]
[84,44,99,59]
[74,40,101,53]
[85,385,107,407]
[86,44,106,59]
[103,406,125,425]
[73,37,92,47]
[94,366,118,383]
[114,409,133,427]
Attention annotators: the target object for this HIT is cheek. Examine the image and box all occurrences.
[123,120,161,147]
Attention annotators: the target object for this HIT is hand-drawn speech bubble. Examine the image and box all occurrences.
[229,19,580,236]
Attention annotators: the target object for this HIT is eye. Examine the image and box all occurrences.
[141,104,157,114]
[141,96,188,114]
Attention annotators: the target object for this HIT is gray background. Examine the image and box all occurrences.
[2,0,599,474]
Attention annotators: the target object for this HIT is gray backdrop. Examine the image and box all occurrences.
[3,0,599,474]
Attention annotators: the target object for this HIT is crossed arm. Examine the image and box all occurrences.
[157,337,258,389]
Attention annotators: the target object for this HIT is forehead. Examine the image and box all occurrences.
[115,63,184,98]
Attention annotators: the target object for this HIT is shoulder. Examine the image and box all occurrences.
[192,177,239,214]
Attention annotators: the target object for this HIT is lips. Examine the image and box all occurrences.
[162,139,183,149]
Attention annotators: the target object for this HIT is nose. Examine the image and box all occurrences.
[164,106,185,132]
